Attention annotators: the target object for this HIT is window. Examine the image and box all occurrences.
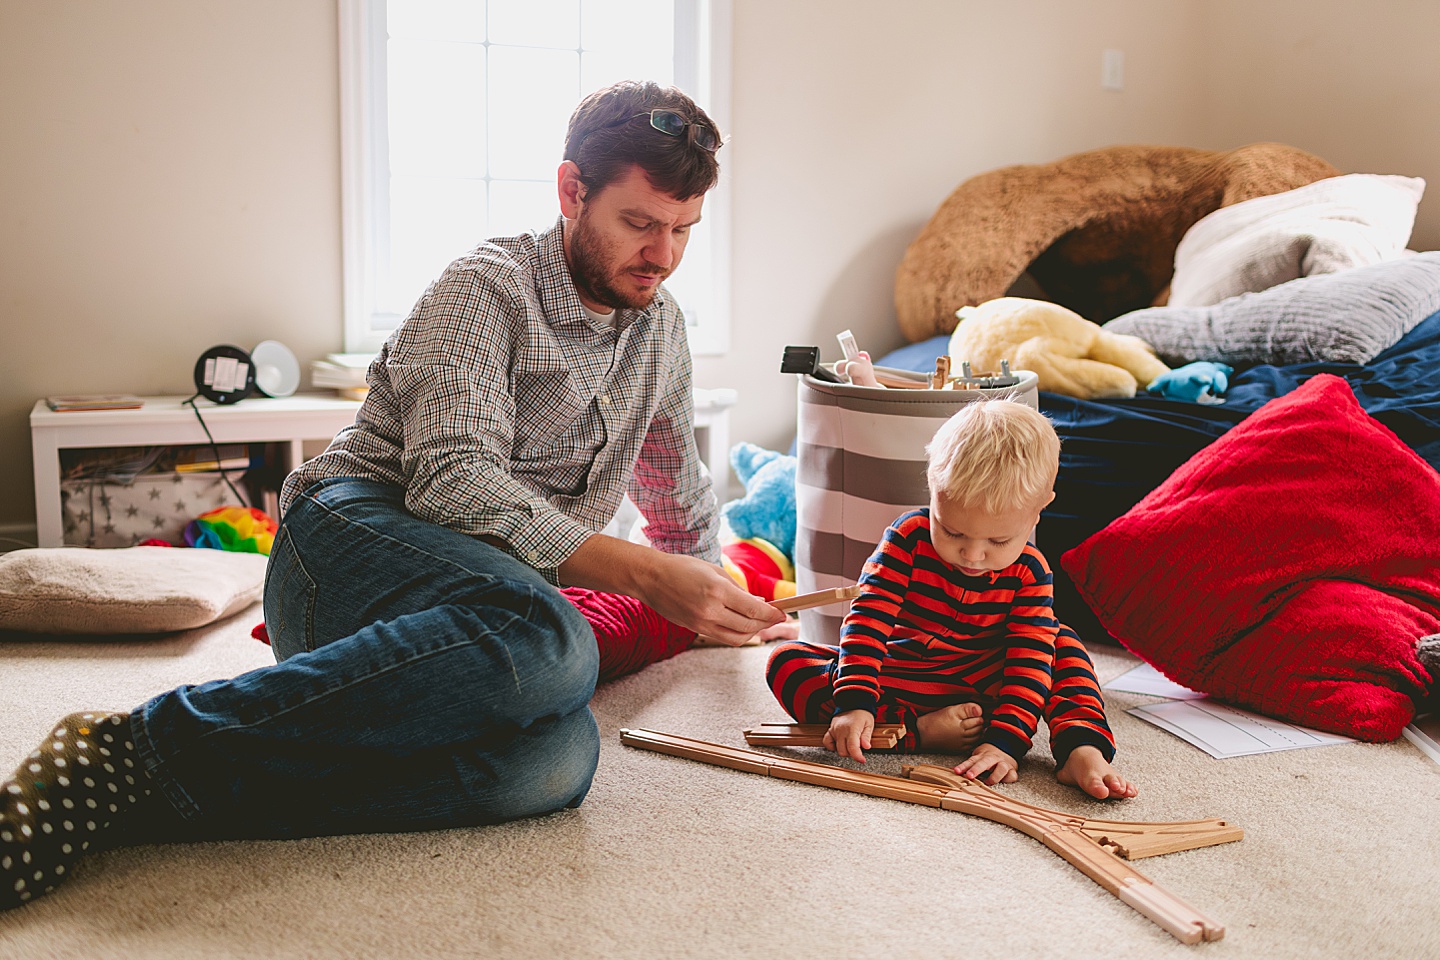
[338,0,732,355]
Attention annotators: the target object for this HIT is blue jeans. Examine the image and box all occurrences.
[130,477,600,840]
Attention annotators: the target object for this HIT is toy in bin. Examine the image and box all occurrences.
[185,506,278,555]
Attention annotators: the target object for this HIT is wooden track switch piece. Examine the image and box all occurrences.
[620,728,1236,946]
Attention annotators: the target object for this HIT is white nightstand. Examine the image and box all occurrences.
[31,389,739,547]
[30,395,362,548]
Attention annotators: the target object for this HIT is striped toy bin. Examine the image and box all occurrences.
[793,368,1040,645]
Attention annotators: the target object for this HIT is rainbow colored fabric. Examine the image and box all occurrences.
[185,506,278,555]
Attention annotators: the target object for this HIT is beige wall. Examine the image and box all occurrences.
[0,1,341,533]
[2,0,1438,533]
[1192,0,1440,251]
[698,0,1209,454]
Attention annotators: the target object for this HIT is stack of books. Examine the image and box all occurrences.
[173,444,256,474]
[46,395,146,412]
[310,353,374,401]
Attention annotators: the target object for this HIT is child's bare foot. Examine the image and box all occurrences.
[1056,745,1138,800]
[915,703,984,753]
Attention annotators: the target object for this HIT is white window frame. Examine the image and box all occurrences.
[337,0,732,356]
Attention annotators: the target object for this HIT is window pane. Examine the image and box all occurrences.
[487,46,579,179]
[489,0,579,48]
[581,0,671,53]
[490,180,561,237]
[389,0,487,42]
[350,1,726,352]
[664,218,711,329]
[580,50,673,95]
[384,175,487,317]
[387,39,487,178]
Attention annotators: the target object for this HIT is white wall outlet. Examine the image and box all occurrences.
[1102,48,1125,90]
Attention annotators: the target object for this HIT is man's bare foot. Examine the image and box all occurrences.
[914,703,984,753]
[1056,745,1138,800]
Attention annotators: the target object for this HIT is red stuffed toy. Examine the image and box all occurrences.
[721,537,797,602]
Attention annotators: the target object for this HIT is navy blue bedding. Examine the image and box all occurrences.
[873,308,1440,644]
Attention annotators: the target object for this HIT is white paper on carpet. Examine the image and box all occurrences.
[1102,662,1208,699]
[1127,699,1354,759]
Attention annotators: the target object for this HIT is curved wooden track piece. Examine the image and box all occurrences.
[902,764,1242,859]
[619,728,1235,945]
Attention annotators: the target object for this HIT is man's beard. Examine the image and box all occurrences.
[569,211,668,311]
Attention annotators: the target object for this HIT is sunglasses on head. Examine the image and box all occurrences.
[627,109,720,152]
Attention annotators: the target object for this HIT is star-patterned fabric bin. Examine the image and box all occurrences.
[61,474,234,548]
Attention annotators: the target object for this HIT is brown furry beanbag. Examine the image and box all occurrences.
[894,143,1341,342]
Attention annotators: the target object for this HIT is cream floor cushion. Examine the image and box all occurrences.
[0,546,267,634]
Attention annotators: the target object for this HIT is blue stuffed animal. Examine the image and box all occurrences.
[721,442,797,560]
[1147,361,1235,404]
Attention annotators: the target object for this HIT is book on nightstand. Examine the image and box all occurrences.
[46,395,146,412]
[173,444,257,474]
[310,352,374,390]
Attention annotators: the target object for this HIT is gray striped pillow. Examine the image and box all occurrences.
[793,370,1040,645]
[1105,252,1440,366]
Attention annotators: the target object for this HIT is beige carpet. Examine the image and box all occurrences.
[0,606,1436,960]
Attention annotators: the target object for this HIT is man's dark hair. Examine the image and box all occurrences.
[564,80,722,201]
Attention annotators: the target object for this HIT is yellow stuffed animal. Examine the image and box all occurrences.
[948,297,1170,399]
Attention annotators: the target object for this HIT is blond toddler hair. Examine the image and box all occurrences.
[925,400,1060,514]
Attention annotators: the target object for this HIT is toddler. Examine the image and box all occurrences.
[766,399,1136,799]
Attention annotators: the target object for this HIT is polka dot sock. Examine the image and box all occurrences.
[0,711,154,910]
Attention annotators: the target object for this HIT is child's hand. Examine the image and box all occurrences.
[953,743,1018,786]
[824,709,876,763]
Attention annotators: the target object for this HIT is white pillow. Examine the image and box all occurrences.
[0,546,267,634]
[1168,173,1425,307]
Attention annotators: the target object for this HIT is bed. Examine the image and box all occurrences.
[874,305,1440,647]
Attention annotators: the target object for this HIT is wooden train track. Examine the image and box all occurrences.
[620,727,1238,944]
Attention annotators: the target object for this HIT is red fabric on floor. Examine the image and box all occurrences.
[560,586,697,683]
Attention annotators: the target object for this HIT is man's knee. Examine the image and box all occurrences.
[475,707,601,821]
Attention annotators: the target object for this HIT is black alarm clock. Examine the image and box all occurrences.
[193,344,257,404]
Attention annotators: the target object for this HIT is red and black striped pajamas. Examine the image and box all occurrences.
[766,509,1115,766]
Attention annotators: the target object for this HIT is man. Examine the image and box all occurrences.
[0,80,782,911]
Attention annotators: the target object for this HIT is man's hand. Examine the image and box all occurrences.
[638,552,786,645]
[953,742,1019,786]
[558,535,785,646]
[824,709,876,763]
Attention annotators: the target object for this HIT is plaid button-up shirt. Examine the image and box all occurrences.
[282,218,719,584]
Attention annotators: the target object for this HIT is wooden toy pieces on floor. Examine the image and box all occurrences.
[620,728,1238,945]
[743,722,907,749]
